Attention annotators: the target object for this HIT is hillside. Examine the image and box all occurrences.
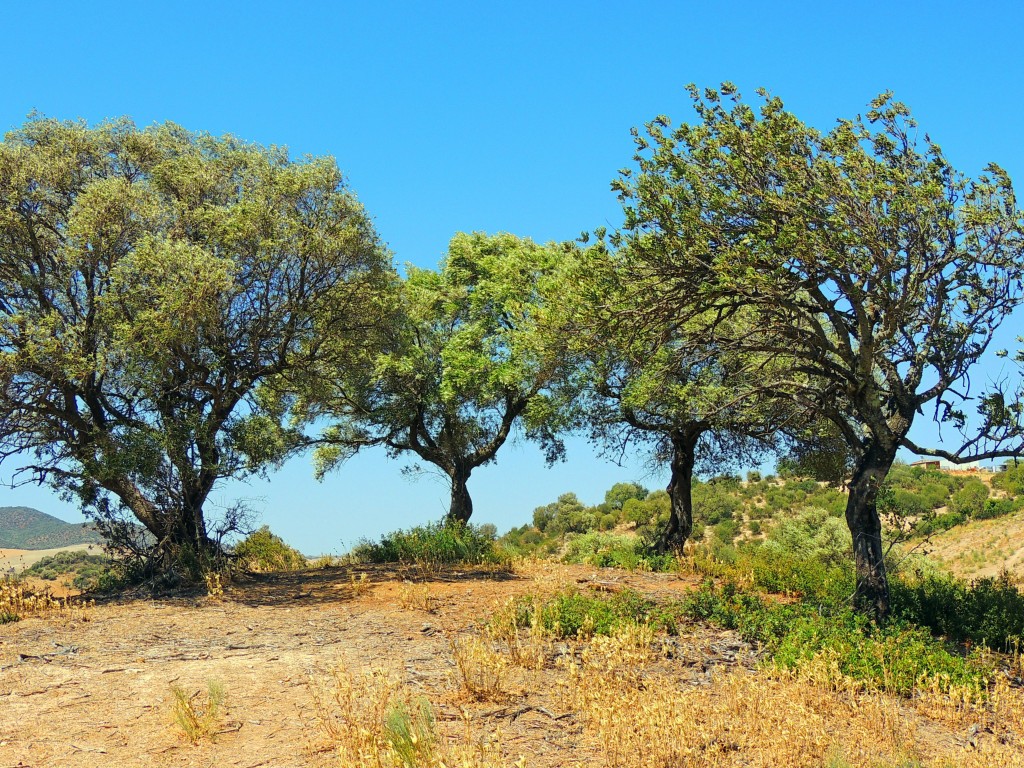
[502,463,1024,582]
[0,506,103,549]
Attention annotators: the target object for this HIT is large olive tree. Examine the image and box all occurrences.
[0,117,392,576]
[611,86,1024,616]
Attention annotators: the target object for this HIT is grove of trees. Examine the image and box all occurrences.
[2,90,1022,614]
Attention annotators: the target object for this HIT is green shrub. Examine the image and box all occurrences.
[771,612,992,696]
[384,698,435,767]
[350,521,509,569]
[234,526,307,572]
[991,463,1024,497]
[949,480,989,518]
[745,549,855,607]
[891,569,1024,651]
[975,498,1020,520]
[914,510,966,537]
[516,588,665,638]
[561,532,677,572]
[761,506,851,568]
[21,550,116,591]
[678,580,993,697]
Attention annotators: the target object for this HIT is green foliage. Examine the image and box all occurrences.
[770,613,992,697]
[761,507,851,567]
[349,521,510,569]
[948,479,989,518]
[891,569,1024,651]
[914,511,967,537]
[975,497,1021,520]
[603,482,649,510]
[678,581,992,697]
[233,526,307,572]
[561,532,677,572]
[312,232,580,522]
[0,115,392,575]
[692,481,739,524]
[21,550,113,590]
[384,698,436,767]
[533,493,592,535]
[992,463,1024,496]
[612,84,1024,615]
[514,588,663,638]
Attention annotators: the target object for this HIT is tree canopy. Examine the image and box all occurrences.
[310,231,579,522]
[610,85,1024,615]
[0,116,392,575]
[570,242,790,552]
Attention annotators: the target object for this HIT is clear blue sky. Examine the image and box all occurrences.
[2,1,1023,553]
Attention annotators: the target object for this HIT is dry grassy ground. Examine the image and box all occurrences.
[1,562,1022,767]
[0,544,99,575]
[924,511,1024,582]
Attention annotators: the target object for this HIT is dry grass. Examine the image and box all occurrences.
[4,559,1024,767]
[555,653,1024,767]
[924,510,1024,582]
[170,680,225,744]
[203,571,225,598]
[349,570,371,597]
[487,598,547,670]
[398,581,437,613]
[308,664,517,768]
[451,635,510,702]
[1,575,94,623]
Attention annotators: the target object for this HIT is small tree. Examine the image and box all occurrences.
[311,232,578,523]
[571,244,789,552]
[612,85,1024,616]
[0,117,391,576]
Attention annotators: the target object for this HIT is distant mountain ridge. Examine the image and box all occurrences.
[0,506,103,549]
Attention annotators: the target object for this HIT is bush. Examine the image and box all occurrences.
[515,588,665,638]
[350,521,510,569]
[761,506,851,568]
[949,479,989,518]
[562,532,677,572]
[914,510,966,537]
[234,526,307,572]
[975,497,1021,520]
[771,612,992,697]
[891,569,1024,651]
[21,550,115,591]
[678,580,993,697]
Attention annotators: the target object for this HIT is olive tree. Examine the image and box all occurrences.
[310,232,579,523]
[0,117,392,576]
[571,242,791,552]
[611,85,1024,616]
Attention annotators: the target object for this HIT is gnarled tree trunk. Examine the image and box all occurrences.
[845,444,897,619]
[659,429,700,554]
[447,467,474,524]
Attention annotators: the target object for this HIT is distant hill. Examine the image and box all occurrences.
[0,506,104,549]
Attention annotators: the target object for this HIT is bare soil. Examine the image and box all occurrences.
[0,562,1021,767]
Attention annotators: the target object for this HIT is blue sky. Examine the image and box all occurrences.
[2,1,1023,553]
